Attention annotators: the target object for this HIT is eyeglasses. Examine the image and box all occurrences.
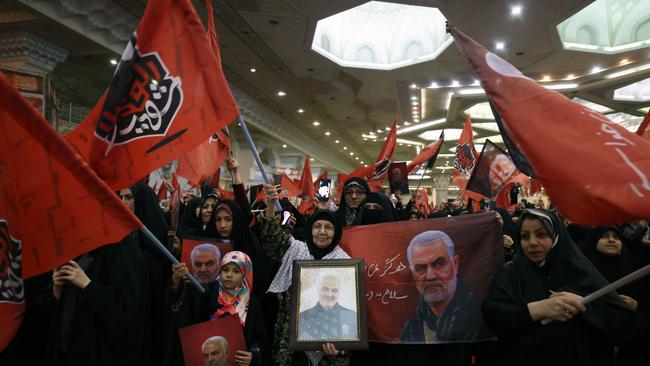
[345,189,366,196]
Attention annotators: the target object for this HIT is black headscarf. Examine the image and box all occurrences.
[512,209,626,327]
[130,182,170,253]
[582,226,640,289]
[335,177,371,227]
[495,208,515,237]
[306,210,343,260]
[177,197,202,238]
[361,192,395,225]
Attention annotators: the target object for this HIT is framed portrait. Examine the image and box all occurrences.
[178,314,246,366]
[288,259,368,351]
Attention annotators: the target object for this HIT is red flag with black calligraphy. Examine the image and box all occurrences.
[298,156,315,215]
[65,0,239,190]
[450,24,650,225]
[452,115,479,191]
[339,213,500,343]
[0,73,142,351]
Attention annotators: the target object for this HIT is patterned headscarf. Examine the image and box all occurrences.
[213,251,253,325]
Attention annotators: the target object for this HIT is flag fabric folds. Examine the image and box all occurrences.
[636,110,650,142]
[452,115,479,191]
[298,156,315,214]
[407,131,444,173]
[0,73,142,351]
[176,128,230,186]
[65,0,239,191]
[450,24,650,225]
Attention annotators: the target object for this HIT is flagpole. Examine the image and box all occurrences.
[541,263,650,325]
[140,226,205,293]
[414,166,428,192]
[237,115,283,212]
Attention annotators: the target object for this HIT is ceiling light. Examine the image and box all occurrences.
[361,161,365,164]
[410,83,417,89]
[282,144,287,148]
[364,164,368,167]
[540,75,551,82]
[495,41,505,50]
[355,157,359,160]
[109,59,118,65]
[385,127,391,131]
[297,108,304,113]
[458,88,485,95]
[450,80,460,87]
[544,83,579,90]
[396,118,445,135]
[277,91,286,96]
[397,138,424,146]
[324,131,331,136]
[399,143,404,146]
[350,152,354,156]
[412,101,418,106]
[429,82,439,88]
[620,59,630,66]
[250,68,256,73]
[510,5,522,16]
[404,121,411,126]
[343,146,348,150]
[313,121,320,126]
[310,158,314,162]
[591,66,603,74]
[411,96,417,101]
[363,138,368,141]
[376,129,382,133]
[473,79,480,86]
[565,74,575,80]
[606,63,650,79]
[335,140,340,144]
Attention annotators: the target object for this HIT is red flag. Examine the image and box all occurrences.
[280,175,301,198]
[450,25,650,225]
[415,189,430,216]
[452,115,479,190]
[0,73,142,351]
[176,128,230,186]
[156,180,169,201]
[407,131,445,173]
[298,156,315,214]
[65,0,239,190]
[369,119,398,180]
[218,186,235,200]
[636,110,650,142]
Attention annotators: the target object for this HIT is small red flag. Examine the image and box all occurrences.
[298,156,316,214]
[0,73,142,351]
[176,128,230,186]
[280,175,301,198]
[452,115,479,191]
[450,24,650,225]
[65,0,239,190]
[407,131,445,173]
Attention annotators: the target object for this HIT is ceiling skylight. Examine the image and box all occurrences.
[614,78,650,102]
[606,112,644,132]
[472,122,500,132]
[557,0,650,54]
[311,1,452,70]
[465,102,494,119]
[419,128,470,141]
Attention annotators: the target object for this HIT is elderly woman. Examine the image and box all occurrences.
[481,209,638,366]
[258,184,351,366]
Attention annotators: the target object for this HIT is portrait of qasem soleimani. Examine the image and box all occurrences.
[400,230,491,343]
[297,267,360,341]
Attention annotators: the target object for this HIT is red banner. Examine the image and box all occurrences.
[450,25,650,225]
[407,132,444,173]
[65,0,239,190]
[0,73,142,351]
[339,213,501,343]
[179,314,246,366]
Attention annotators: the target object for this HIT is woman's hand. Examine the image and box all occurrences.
[322,343,345,357]
[264,184,278,218]
[234,350,252,366]
[52,267,67,300]
[619,294,638,311]
[57,260,91,289]
[171,263,189,286]
[226,151,243,185]
[528,291,586,322]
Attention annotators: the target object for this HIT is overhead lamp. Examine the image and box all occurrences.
[540,75,551,82]
[404,121,411,126]
[109,59,118,65]
[565,74,575,80]
[410,83,417,89]
[396,118,445,135]
[510,5,522,16]
[282,144,287,148]
[277,91,286,96]
[619,59,630,66]
[350,152,354,156]
[297,108,304,113]
[411,96,417,101]
[312,121,320,126]
[606,63,650,79]
[335,140,340,144]
[450,80,460,87]
[473,79,480,86]
[363,138,368,141]
[385,127,390,131]
[376,129,382,133]
[355,157,359,160]
[544,83,579,90]
[458,88,485,95]
[250,68,256,73]
[495,41,505,50]
[429,82,439,88]
[310,158,314,162]
[412,101,418,106]
[324,131,331,136]
[591,66,603,74]
[361,161,365,164]
[343,146,348,150]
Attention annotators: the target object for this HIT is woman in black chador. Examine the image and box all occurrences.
[482,209,639,366]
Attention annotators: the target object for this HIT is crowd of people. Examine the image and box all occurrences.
[2,154,649,366]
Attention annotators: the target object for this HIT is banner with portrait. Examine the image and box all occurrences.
[339,212,502,344]
[181,237,233,278]
[178,314,246,366]
[466,140,516,199]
